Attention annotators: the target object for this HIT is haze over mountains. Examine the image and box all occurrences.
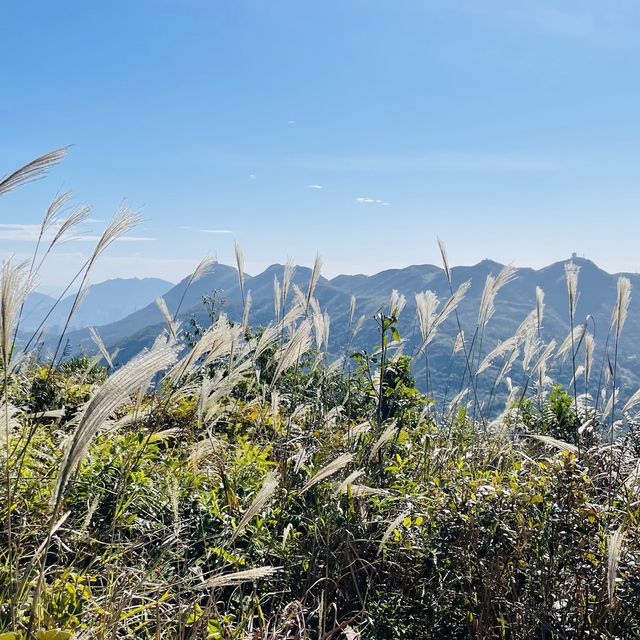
[22,278,173,333]
[22,256,640,404]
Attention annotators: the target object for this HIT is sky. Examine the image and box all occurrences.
[1,0,640,290]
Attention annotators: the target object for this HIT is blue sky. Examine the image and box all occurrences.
[1,0,640,289]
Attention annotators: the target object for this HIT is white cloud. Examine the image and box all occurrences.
[180,226,232,234]
[306,184,323,189]
[0,222,154,243]
[356,197,390,206]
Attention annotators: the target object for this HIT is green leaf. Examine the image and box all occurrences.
[36,631,73,640]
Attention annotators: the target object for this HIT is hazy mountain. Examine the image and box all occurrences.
[21,277,173,333]
[56,257,640,403]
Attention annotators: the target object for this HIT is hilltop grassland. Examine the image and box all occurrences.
[3,152,640,639]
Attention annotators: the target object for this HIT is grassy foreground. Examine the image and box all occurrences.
[2,151,640,639]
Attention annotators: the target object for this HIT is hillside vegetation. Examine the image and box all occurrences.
[3,151,640,639]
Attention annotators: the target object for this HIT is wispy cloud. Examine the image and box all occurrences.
[356,197,390,206]
[306,184,323,189]
[0,222,154,243]
[180,226,232,234]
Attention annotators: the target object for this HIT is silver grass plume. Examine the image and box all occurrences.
[282,258,295,305]
[89,327,114,368]
[91,207,143,261]
[40,191,73,238]
[378,508,411,556]
[231,470,279,542]
[1,259,37,370]
[478,265,516,327]
[0,147,67,198]
[557,324,587,361]
[585,334,595,383]
[273,275,282,322]
[436,281,470,331]
[199,566,280,590]
[335,469,365,495]
[437,237,452,285]
[352,314,366,338]
[565,261,580,318]
[454,330,465,353]
[611,276,631,341]
[528,434,578,454]
[305,253,323,314]
[533,340,556,377]
[368,421,398,461]
[188,256,216,287]
[155,296,179,340]
[623,387,640,414]
[389,289,406,317]
[608,529,624,605]
[477,336,519,376]
[292,283,306,310]
[242,290,252,331]
[300,453,353,494]
[234,241,245,306]
[535,286,545,331]
[53,343,178,505]
[349,294,357,327]
[46,204,91,251]
[415,290,438,350]
[270,319,313,390]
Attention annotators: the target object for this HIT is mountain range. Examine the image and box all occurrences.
[22,258,640,404]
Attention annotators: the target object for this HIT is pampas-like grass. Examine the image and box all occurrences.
[368,421,398,462]
[305,253,322,314]
[378,509,411,556]
[300,453,353,494]
[89,327,114,368]
[565,262,580,318]
[527,434,578,454]
[199,566,281,590]
[270,319,313,390]
[0,147,67,198]
[231,470,279,542]
[53,343,178,506]
[155,296,180,341]
[1,260,37,371]
[608,528,624,605]
[477,336,519,376]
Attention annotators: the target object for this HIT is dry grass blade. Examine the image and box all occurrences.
[437,237,451,285]
[368,421,398,461]
[89,327,114,368]
[608,529,624,605]
[305,253,322,312]
[300,453,353,494]
[335,469,365,494]
[378,509,411,555]
[1,259,37,368]
[199,566,281,590]
[565,261,580,318]
[53,343,178,505]
[0,147,67,197]
[611,276,631,340]
[155,296,179,340]
[189,256,216,286]
[231,470,279,542]
[234,242,245,304]
[527,434,578,454]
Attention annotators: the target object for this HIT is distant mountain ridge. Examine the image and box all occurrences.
[22,277,173,333]
[34,257,640,402]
